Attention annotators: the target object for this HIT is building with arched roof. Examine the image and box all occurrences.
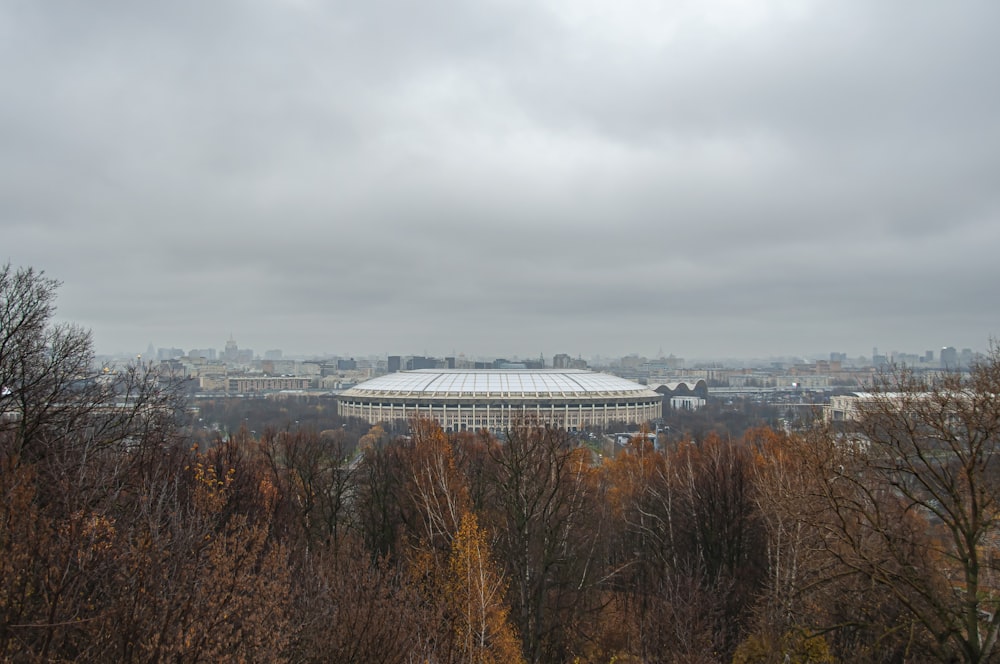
[337,369,662,431]
[649,380,709,400]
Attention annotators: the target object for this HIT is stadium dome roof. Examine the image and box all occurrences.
[340,369,659,399]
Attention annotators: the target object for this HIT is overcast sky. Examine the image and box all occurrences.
[4,0,999,361]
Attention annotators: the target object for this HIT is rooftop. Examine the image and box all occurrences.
[340,369,659,399]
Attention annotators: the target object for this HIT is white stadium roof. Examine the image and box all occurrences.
[340,369,659,399]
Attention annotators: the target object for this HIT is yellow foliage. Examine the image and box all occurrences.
[447,512,525,664]
[732,630,836,664]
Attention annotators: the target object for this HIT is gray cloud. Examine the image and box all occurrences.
[3,0,999,360]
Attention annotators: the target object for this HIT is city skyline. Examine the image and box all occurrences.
[4,1,1000,360]
[131,335,985,367]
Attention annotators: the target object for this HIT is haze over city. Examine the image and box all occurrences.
[3,1,999,359]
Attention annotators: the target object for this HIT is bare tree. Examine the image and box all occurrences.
[402,418,470,553]
[818,351,1000,663]
[484,420,605,663]
[610,433,766,662]
[746,427,913,663]
[261,426,356,551]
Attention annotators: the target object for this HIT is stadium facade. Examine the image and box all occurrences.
[337,369,662,431]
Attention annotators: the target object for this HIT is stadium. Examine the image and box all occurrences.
[337,369,662,431]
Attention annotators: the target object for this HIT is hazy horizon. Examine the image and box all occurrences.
[95,334,985,367]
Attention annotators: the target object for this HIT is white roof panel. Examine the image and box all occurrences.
[340,369,660,399]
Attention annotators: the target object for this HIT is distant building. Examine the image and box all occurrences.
[670,396,706,410]
[825,391,963,423]
[199,376,226,391]
[196,363,227,378]
[552,354,589,370]
[825,393,868,422]
[223,337,239,362]
[407,356,442,370]
[300,362,322,376]
[650,380,709,418]
[941,346,958,369]
[262,359,296,375]
[227,376,313,393]
[388,356,402,373]
[523,356,546,369]
[775,375,831,389]
[552,353,572,369]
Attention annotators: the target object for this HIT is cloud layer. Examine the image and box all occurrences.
[4,0,999,359]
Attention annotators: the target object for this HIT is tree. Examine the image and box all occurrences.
[447,512,523,664]
[402,419,470,553]
[608,433,767,662]
[105,449,292,662]
[0,265,192,660]
[746,427,915,663]
[261,426,356,551]
[747,428,830,638]
[288,537,425,664]
[0,264,303,662]
[817,351,1000,663]
[484,420,606,663]
[354,437,408,558]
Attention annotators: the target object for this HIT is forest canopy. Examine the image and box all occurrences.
[3,263,1000,663]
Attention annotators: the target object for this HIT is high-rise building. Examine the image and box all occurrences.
[407,356,440,370]
[223,337,239,362]
[157,347,184,361]
[941,346,958,368]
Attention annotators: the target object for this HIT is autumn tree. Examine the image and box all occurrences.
[0,264,197,660]
[745,428,830,636]
[607,433,767,662]
[483,420,607,663]
[603,434,668,656]
[0,264,181,487]
[101,448,291,662]
[285,534,427,664]
[447,511,524,664]
[354,435,409,558]
[813,353,1000,663]
[260,426,356,551]
[743,426,911,663]
[397,419,471,557]
[0,264,298,661]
